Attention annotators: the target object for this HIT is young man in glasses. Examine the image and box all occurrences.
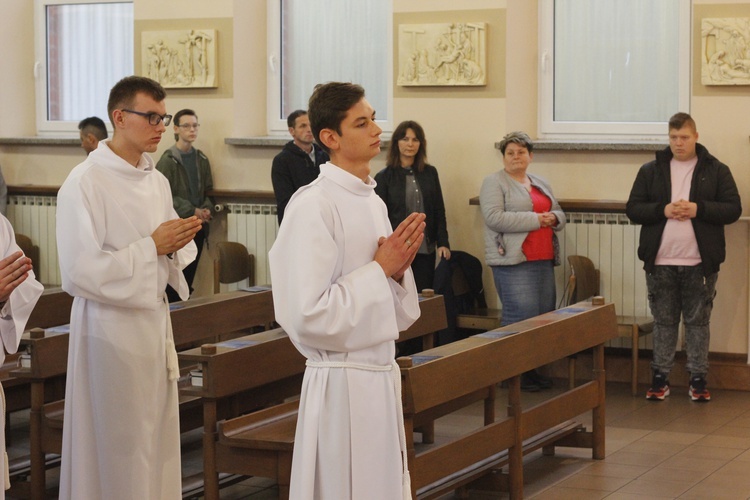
[56,76,202,500]
[156,108,214,301]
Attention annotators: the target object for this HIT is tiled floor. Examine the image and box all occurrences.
[9,381,750,499]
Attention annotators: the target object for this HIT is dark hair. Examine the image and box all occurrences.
[498,131,534,155]
[78,116,108,140]
[107,76,167,125]
[173,108,197,141]
[287,109,307,129]
[308,82,365,154]
[668,112,697,133]
[387,120,427,172]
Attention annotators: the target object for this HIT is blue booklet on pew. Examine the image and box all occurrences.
[45,324,70,334]
[475,330,518,339]
[216,339,259,349]
[239,285,272,293]
[410,355,442,366]
[553,307,587,314]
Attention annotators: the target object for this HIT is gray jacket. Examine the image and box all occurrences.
[479,169,566,266]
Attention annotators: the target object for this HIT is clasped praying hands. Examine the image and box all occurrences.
[374,212,426,282]
[151,216,203,256]
[664,199,697,222]
[0,251,33,303]
[537,212,558,228]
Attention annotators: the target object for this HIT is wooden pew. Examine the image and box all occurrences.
[2,288,73,422]
[11,289,275,500]
[200,301,616,500]
[399,301,618,499]
[190,293,447,500]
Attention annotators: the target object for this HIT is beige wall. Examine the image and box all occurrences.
[0,0,748,354]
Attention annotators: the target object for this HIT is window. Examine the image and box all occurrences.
[34,0,133,135]
[267,0,392,134]
[538,0,690,140]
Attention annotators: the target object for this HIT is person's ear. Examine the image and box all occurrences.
[318,129,339,151]
[112,109,126,128]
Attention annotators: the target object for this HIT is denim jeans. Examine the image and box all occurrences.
[492,260,556,327]
[646,265,717,377]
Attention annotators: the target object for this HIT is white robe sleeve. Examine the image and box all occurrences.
[0,216,43,355]
[270,192,420,353]
[56,173,181,309]
[387,272,420,332]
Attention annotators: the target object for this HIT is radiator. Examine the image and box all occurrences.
[7,196,61,286]
[226,203,279,288]
[555,212,652,349]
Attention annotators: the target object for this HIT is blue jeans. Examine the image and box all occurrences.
[647,265,717,377]
[492,260,556,327]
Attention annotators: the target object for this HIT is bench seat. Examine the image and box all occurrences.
[415,420,582,499]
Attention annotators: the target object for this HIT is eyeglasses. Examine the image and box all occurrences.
[178,123,201,130]
[121,109,173,126]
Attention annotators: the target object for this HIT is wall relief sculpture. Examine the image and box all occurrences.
[702,18,750,85]
[397,23,487,87]
[141,29,217,88]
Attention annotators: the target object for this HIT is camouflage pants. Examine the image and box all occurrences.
[646,265,717,378]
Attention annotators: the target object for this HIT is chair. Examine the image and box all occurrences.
[15,234,40,280]
[442,251,501,334]
[213,242,255,293]
[566,255,653,396]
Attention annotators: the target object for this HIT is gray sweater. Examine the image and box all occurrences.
[479,169,566,266]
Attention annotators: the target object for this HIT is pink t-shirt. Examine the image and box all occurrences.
[655,157,701,266]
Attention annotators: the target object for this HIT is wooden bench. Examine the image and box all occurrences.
[455,308,502,331]
[11,289,276,500]
[400,300,618,499]
[2,288,73,421]
[566,255,654,395]
[206,300,615,500]
[197,293,448,500]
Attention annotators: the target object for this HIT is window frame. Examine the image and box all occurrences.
[33,0,130,136]
[265,0,393,135]
[537,0,692,141]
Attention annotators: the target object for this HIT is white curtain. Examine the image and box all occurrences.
[554,0,680,123]
[47,2,133,122]
[280,0,388,120]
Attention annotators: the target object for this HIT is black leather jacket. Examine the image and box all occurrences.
[374,164,450,250]
[626,144,741,276]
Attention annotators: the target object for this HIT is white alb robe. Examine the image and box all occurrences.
[56,141,196,500]
[269,162,421,500]
[0,215,43,496]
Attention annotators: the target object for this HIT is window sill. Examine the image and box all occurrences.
[0,137,80,147]
[225,136,289,148]
[496,140,667,152]
[226,136,392,149]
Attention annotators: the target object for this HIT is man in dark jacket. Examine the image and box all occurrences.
[626,112,741,402]
[271,110,330,224]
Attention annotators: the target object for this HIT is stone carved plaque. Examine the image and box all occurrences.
[702,18,750,85]
[142,29,217,88]
[397,23,487,87]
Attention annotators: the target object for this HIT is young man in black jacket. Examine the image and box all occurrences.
[271,110,329,224]
[626,112,741,402]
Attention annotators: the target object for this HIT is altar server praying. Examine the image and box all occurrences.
[56,76,202,500]
[269,81,425,500]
